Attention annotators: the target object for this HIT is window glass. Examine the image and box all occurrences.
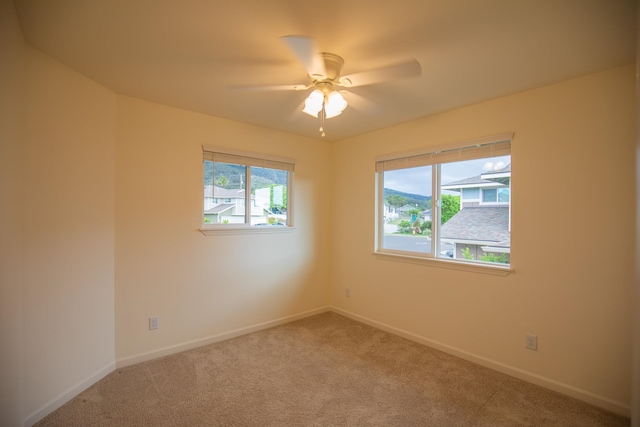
[482,188,497,203]
[462,188,479,199]
[204,161,247,224]
[381,166,433,254]
[203,153,293,228]
[250,166,288,226]
[498,188,510,203]
[439,156,510,265]
[377,148,511,267]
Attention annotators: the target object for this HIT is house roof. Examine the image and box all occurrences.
[204,185,245,199]
[440,206,510,244]
[442,163,511,191]
[441,175,489,189]
[482,163,511,175]
[204,204,235,214]
[481,164,511,185]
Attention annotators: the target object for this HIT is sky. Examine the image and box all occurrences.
[384,155,511,196]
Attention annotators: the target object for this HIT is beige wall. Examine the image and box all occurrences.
[1,1,118,424]
[21,45,117,424]
[114,96,331,363]
[0,0,26,425]
[331,65,636,414]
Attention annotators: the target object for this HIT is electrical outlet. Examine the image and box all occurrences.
[149,316,159,330]
[345,288,351,297]
[526,334,537,351]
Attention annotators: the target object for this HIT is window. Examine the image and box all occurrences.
[376,134,512,268]
[481,188,509,204]
[202,146,294,231]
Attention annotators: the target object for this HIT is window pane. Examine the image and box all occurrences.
[498,188,510,203]
[250,166,288,226]
[439,156,510,264]
[204,160,213,223]
[203,161,247,224]
[381,166,432,254]
[482,188,497,203]
[461,188,479,200]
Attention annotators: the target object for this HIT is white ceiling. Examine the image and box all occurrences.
[14,0,637,141]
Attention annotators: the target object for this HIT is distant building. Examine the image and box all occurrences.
[203,185,274,225]
[440,164,511,261]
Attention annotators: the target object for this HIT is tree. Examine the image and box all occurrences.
[216,175,229,187]
[269,184,287,212]
[386,194,407,207]
[440,194,460,224]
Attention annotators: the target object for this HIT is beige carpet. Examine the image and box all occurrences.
[36,312,628,426]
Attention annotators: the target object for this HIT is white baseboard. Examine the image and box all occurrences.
[116,306,331,369]
[24,361,115,427]
[330,306,630,418]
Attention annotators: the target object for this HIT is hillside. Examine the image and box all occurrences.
[383,188,431,210]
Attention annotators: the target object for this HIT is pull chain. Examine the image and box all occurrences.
[320,109,326,137]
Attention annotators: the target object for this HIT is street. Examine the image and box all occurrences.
[382,233,453,256]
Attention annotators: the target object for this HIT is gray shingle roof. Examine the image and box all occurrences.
[440,206,510,244]
[443,164,511,189]
[482,163,511,176]
[204,204,234,214]
[442,175,486,188]
[204,185,245,199]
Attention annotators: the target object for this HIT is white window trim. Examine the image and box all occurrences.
[200,226,295,236]
[200,145,295,235]
[374,133,513,273]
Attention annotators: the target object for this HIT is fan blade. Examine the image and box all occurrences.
[281,35,327,80]
[228,83,311,92]
[338,58,421,87]
[341,90,383,115]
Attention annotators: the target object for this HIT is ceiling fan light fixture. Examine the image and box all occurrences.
[302,89,324,117]
[324,90,347,119]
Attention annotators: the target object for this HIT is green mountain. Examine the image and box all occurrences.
[383,188,432,210]
[204,162,287,189]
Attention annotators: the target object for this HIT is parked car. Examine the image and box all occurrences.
[440,248,454,258]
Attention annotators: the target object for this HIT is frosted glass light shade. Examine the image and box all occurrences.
[302,89,324,117]
[324,90,347,119]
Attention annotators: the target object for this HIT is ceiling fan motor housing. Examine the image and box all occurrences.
[316,52,344,82]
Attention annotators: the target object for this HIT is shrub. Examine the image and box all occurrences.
[461,247,474,260]
[480,252,509,264]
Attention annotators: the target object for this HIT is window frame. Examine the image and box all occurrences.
[374,133,514,274]
[200,145,295,235]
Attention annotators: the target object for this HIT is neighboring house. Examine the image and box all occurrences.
[203,185,274,224]
[384,203,423,222]
[383,203,400,221]
[440,164,511,261]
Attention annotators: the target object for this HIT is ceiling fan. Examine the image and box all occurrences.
[230,36,421,136]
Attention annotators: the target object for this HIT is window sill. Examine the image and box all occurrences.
[199,226,296,236]
[373,252,513,276]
